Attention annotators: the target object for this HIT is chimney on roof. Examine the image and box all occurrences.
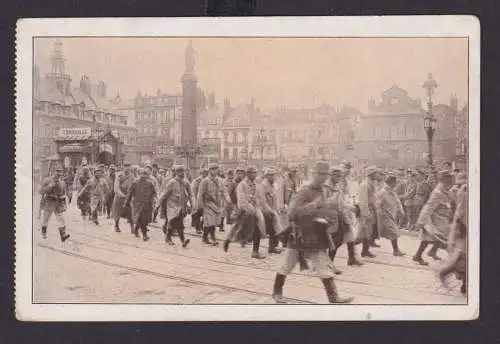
[97,81,107,98]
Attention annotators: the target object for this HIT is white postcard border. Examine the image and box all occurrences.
[15,16,480,321]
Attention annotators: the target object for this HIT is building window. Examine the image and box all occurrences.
[237,132,243,143]
[223,148,229,160]
[232,147,238,160]
[228,132,234,143]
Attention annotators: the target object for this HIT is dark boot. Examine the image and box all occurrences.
[210,227,219,246]
[272,273,287,303]
[268,237,282,254]
[114,220,121,233]
[223,239,230,252]
[141,226,150,242]
[361,239,376,258]
[299,253,310,271]
[41,226,47,239]
[412,241,430,265]
[391,239,405,256]
[58,226,70,242]
[202,227,211,244]
[92,211,99,225]
[347,242,363,266]
[328,248,342,275]
[321,277,353,304]
[427,243,442,260]
[133,225,140,238]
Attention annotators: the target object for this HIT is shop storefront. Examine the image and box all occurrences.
[55,127,123,169]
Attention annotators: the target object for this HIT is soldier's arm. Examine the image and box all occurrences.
[197,179,206,210]
[416,190,440,226]
[288,188,322,220]
[237,182,255,214]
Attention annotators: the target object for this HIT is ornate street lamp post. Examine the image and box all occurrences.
[422,73,438,168]
[255,128,267,167]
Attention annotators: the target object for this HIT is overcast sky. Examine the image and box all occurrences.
[34,37,468,111]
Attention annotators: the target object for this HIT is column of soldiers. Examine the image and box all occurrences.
[37,158,468,302]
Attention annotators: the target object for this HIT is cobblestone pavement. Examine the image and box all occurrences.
[33,203,466,305]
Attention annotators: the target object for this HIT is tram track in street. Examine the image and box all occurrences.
[45,223,462,300]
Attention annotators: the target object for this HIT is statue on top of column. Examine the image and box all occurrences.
[185,40,196,73]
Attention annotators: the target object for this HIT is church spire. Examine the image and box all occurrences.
[51,39,67,76]
[185,40,196,73]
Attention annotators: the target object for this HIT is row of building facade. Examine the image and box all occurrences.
[33,40,469,178]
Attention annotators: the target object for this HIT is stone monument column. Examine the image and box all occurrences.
[180,40,199,173]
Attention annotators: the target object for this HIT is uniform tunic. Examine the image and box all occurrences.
[112,171,135,220]
[197,176,224,227]
[233,177,266,241]
[323,179,355,244]
[375,184,404,240]
[417,183,453,244]
[158,177,192,226]
[126,177,156,226]
[80,177,108,213]
[257,178,283,236]
[357,177,377,240]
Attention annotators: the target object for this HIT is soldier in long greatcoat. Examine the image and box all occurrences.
[156,165,192,247]
[191,167,208,234]
[76,166,91,219]
[271,162,353,304]
[439,173,467,294]
[375,174,405,256]
[412,170,454,266]
[125,168,156,241]
[197,164,225,246]
[323,166,362,274]
[357,166,379,258]
[257,168,283,255]
[78,168,108,225]
[112,162,135,233]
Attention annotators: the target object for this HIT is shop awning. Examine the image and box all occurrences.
[59,143,89,154]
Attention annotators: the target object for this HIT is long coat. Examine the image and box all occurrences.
[112,172,135,220]
[375,184,404,240]
[80,176,108,212]
[257,178,283,236]
[125,177,156,226]
[190,176,204,209]
[232,177,266,242]
[323,179,355,244]
[287,183,334,250]
[417,183,453,244]
[357,177,377,241]
[197,176,224,227]
[157,177,192,224]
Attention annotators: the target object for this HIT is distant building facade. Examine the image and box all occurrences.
[33,39,138,176]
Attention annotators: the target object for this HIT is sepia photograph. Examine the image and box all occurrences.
[15,17,479,321]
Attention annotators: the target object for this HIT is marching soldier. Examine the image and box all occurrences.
[257,168,283,254]
[197,164,224,246]
[156,165,192,247]
[271,162,353,304]
[78,167,108,225]
[357,166,379,258]
[413,170,454,266]
[112,162,135,233]
[105,165,117,219]
[38,164,71,242]
[125,168,156,241]
[191,167,208,234]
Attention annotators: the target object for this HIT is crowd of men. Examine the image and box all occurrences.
[37,159,468,303]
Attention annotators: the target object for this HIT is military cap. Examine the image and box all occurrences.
[385,173,397,183]
[227,169,235,175]
[236,166,245,172]
[329,165,343,174]
[365,165,378,176]
[437,170,453,181]
[247,165,257,173]
[341,160,352,169]
[109,164,116,170]
[174,164,185,172]
[123,161,131,167]
[263,167,277,176]
[208,163,220,170]
[313,161,330,175]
